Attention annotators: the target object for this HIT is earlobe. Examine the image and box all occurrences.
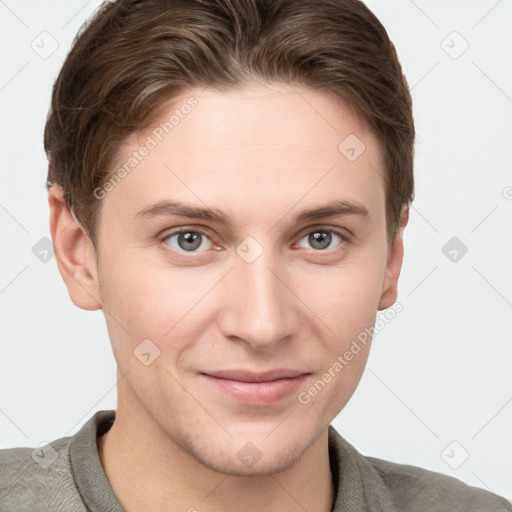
[378,206,409,311]
[48,186,102,311]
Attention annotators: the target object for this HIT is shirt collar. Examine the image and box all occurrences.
[328,424,397,511]
[70,410,124,512]
[70,410,396,512]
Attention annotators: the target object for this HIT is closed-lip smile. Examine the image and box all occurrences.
[202,368,308,382]
[200,368,310,406]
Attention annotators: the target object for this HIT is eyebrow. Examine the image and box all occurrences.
[134,198,370,226]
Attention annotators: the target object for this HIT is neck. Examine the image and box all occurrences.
[97,400,335,512]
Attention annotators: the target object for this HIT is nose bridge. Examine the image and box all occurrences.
[222,238,293,349]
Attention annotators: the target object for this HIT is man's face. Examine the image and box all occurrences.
[87,84,401,475]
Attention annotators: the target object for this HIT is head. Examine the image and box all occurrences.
[47,0,414,476]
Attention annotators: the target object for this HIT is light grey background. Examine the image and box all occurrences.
[1,0,511,502]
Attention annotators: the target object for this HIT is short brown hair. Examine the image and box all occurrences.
[45,0,414,248]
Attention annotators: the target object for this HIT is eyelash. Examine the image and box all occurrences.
[158,226,350,257]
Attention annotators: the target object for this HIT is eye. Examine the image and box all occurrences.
[162,229,213,252]
[296,229,346,251]
[160,226,347,256]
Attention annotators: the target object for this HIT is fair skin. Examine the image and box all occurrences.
[49,83,408,512]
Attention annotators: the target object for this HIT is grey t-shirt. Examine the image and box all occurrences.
[1,409,510,511]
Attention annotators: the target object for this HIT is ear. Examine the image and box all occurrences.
[378,205,409,311]
[48,186,102,311]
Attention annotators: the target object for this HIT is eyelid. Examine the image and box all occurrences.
[159,224,351,254]
[295,224,351,242]
[159,226,217,254]
[292,225,349,253]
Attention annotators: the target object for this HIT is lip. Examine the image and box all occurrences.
[201,369,310,406]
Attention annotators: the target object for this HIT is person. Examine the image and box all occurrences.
[1,0,510,510]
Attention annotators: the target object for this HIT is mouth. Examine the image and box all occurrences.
[200,369,310,406]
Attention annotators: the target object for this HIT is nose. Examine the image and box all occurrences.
[218,244,297,351]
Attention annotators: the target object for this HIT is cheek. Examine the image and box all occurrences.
[97,251,215,355]
[100,251,175,319]
[297,266,381,414]
[299,260,383,340]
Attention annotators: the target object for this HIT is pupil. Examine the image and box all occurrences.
[311,231,330,250]
[180,232,201,251]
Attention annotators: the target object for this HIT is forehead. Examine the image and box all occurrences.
[102,84,385,228]
[141,83,377,156]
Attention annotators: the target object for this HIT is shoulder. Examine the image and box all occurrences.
[365,454,512,511]
[0,435,87,511]
[327,425,511,511]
